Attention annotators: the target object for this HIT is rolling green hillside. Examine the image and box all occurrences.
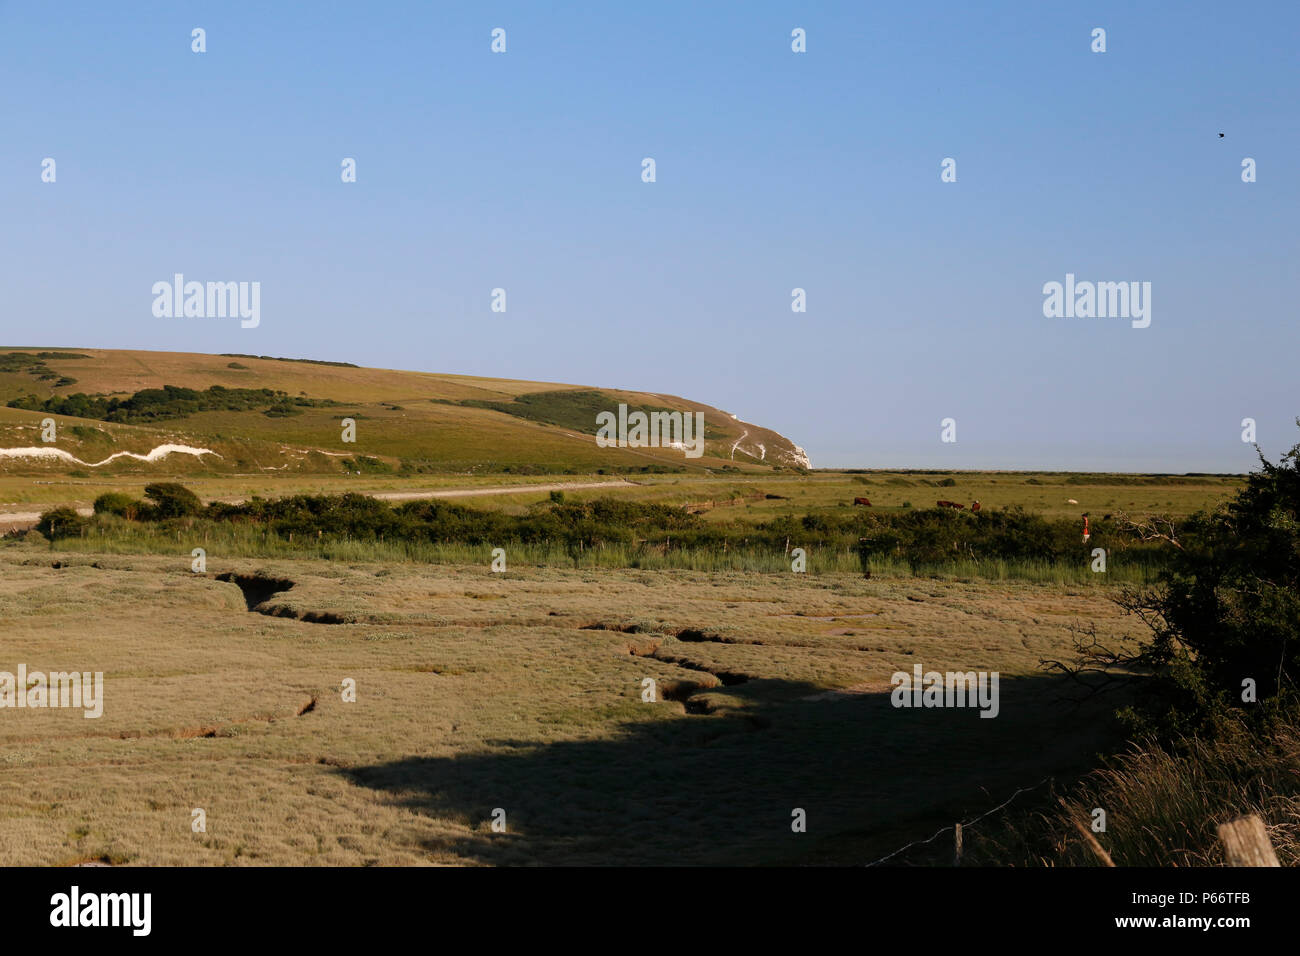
[0,348,810,477]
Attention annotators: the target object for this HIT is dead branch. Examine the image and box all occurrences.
[1114,511,1184,551]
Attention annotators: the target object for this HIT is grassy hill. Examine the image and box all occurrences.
[0,348,810,478]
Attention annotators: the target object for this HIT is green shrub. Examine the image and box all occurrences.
[143,483,202,518]
[341,456,392,474]
[36,507,85,539]
[7,383,339,423]
[94,492,142,519]
[96,483,1177,581]
[263,399,303,417]
[1111,424,1300,738]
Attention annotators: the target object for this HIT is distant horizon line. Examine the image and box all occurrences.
[807,467,1248,477]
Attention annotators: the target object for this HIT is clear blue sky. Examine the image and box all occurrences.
[2,1,1296,471]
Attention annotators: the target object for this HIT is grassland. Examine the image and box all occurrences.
[0,347,1257,867]
[0,470,1242,523]
[0,544,1144,866]
[0,347,1242,544]
[0,347,806,477]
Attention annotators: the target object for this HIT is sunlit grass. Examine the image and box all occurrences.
[41,521,1157,584]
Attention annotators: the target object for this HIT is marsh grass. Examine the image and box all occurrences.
[35,522,1157,584]
[0,548,1146,865]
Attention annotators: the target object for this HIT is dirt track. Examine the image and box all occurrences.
[0,480,638,531]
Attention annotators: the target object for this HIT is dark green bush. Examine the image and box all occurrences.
[1114,424,1300,738]
[7,383,338,423]
[99,482,1175,575]
[93,492,142,519]
[36,507,85,539]
[341,456,392,474]
[143,483,202,518]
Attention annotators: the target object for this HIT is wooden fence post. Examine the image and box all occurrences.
[1218,815,1280,867]
[953,823,963,866]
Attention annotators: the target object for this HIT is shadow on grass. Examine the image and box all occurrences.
[343,673,1130,866]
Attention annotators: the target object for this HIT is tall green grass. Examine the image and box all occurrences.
[25,521,1156,583]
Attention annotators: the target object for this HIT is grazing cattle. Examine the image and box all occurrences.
[853,497,872,507]
[936,500,965,509]
[971,500,981,512]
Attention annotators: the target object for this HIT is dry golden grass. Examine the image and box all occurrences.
[967,719,1300,867]
[0,347,796,478]
[0,541,1146,865]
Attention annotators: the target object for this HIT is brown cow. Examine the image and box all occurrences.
[936,500,965,509]
[853,497,872,506]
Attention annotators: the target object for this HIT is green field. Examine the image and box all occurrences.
[0,348,1259,867]
[1,347,1241,531]
[0,347,806,479]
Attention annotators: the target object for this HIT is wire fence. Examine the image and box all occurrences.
[864,776,1054,867]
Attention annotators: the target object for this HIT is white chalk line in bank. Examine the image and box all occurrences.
[0,444,220,467]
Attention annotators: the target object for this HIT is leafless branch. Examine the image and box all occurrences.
[1039,622,1145,705]
[1114,510,1184,551]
